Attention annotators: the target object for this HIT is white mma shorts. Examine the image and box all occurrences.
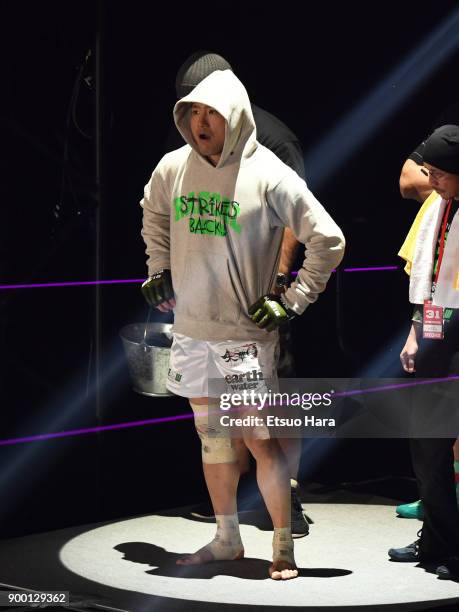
[166,333,279,398]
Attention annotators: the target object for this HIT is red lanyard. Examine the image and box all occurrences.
[434,199,452,284]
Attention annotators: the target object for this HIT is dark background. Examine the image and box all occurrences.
[1,0,459,538]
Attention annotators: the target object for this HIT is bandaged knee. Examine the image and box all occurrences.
[190,400,238,464]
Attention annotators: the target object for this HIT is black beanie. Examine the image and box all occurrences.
[175,51,233,99]
[423,124,459,175]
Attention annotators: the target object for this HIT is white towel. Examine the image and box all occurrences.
[409,195,459,308]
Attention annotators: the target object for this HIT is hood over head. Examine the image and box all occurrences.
[173,70,257,168]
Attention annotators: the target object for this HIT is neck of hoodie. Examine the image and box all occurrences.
[208,152,221,167]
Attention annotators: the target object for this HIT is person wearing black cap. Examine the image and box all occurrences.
[397,108,459,522]
[400,102,459,203]
[164,51,310,537]
[389,125,459,580]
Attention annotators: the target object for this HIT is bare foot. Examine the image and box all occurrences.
[269,560,298,580]
[176,547,244,566]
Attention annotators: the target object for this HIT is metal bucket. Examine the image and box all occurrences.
[120,322,174,397]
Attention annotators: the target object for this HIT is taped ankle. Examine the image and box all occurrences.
[273,527,295,564]
[203,513,243,561]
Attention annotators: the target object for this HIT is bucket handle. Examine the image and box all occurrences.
[141,306,153,349]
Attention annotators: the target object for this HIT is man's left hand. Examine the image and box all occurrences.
[248,294,296,332]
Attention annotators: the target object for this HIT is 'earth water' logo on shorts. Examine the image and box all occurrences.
[224,369,264,391]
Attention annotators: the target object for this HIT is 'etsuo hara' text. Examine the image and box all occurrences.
[220,415,336,427]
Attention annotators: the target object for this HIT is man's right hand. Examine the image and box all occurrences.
[400,324,419,373]
[141,269,176,311]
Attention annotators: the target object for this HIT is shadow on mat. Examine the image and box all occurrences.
[115,542,352,580]
[417,562,459,584]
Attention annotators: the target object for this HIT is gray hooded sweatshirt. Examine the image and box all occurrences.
[141,70,345,342]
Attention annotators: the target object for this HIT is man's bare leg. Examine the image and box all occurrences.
[244,435,298,580]
[177,397,244,566]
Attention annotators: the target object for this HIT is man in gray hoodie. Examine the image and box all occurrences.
[141,69,344,580]
[170,51,310,537]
